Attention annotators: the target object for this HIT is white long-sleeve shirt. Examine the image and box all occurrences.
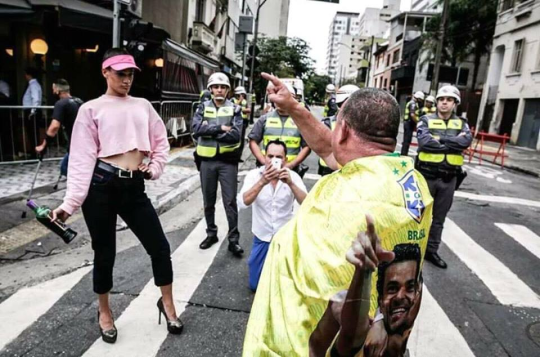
[22,79,42,107]
[237,167,307,242]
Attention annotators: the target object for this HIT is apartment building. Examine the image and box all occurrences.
[477,0,540,150]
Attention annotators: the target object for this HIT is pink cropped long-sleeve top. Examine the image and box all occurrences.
[59,95,170,215]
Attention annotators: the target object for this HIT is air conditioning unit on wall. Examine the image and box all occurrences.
[119,0,142,18]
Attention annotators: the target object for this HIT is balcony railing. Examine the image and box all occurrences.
[192,22,216,54]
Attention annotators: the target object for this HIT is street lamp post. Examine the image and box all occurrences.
[248,0,267,93]
[113,0,120,47]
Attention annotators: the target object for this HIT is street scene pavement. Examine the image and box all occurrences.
[0,107,539,357]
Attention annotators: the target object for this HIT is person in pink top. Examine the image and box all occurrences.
[51,48,183,343]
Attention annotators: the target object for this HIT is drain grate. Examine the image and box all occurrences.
[527,321,540,347]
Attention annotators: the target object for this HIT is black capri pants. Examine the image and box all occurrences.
[82,163,173,294]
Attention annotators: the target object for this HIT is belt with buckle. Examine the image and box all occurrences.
[97,160,144,179]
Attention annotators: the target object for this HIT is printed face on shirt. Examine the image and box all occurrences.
[437,96,456,115]
[379,260,419,335]
[102,68,135,96]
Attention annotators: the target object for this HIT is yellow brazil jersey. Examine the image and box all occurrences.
[243,154,433,356]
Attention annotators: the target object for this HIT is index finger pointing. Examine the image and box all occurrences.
[261,72,282,88]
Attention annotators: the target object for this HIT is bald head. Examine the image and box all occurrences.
[340,88,400,146]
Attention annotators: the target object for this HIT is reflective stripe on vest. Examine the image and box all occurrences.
[418,117,465,166]
[403,100,419,121]
[262,112,302,162]
[196,102,240,158]
[235,98,248,119]
[422,106,436,115]
[319,117,337,168]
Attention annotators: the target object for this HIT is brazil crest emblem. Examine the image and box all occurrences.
[397,170,425,223]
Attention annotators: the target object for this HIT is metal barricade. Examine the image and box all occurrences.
[0,105,66,164]
[159,101,194,144]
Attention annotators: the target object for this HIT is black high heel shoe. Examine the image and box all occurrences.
[97,310,118,344]
[157,297,184,335]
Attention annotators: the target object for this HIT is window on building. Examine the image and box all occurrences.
[383,78,388,88]
[537,44,540,69]
[195,0,206,22]
[501,0,515,12]
[374,78,378,88]
[511,39,525,73]
[386,54,391,66]
[393,50,401,64]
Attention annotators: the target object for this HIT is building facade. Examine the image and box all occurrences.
[258,0,290,38]
[325,11,360,83]
[359,0,401,38]
[477,0,540,150]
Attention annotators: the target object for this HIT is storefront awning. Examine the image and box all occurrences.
[162,39,220,72]
[0,0,33,15]
[28,0,112,19]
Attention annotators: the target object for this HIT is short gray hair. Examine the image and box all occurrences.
[55,79,70,93]
[340,88,400,145]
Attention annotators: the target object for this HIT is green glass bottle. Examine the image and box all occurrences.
[26,200,77,244]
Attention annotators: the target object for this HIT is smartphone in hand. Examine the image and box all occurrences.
[271,158,282,170]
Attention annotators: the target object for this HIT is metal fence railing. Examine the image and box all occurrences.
[158,100,193,141]
[0,105,66,164]
[0,100,199,164]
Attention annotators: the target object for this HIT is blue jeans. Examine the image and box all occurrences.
[60,153,69,176]
[248,236,270,291]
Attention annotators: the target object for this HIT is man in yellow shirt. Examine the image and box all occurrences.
[243,74,433,356]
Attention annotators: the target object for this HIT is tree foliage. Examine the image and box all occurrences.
[304,74,332,104]
[421,0,497,90]
[252,36,314,102]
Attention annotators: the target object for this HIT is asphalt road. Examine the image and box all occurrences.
[0,107,539,357]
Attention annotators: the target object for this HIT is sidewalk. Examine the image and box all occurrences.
[467,140,540,178]
[0,147,200,257]
[397,125,540,178]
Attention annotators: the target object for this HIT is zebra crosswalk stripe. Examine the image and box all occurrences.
[82,202,228,357]
[408,286,475,357]
[0,266,92,351]
[495,223,540,260]
[444,219,540,309]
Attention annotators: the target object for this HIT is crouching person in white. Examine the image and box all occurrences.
[238,140,307,291]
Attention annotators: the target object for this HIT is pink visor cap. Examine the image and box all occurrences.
[102,55,141,71]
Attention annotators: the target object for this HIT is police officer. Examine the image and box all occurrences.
[192,72,244,256]
[416,85,472,268]
[422,95,436,115]
[401,91,424,156]
[248,83,311,172]
[234,86,251,160]
[322,84,337,118]
[318,84,360,176]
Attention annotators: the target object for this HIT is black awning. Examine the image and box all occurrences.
[0,0,33,15]
[163,39,220,72]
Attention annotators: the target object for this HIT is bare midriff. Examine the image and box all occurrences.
[100,149,145,171]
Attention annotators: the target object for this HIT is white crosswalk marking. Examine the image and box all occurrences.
[444,219,540,309]
[495,223,540,260]
[408,286,475,357]
[0,266,92,351]
[82,203,228,357]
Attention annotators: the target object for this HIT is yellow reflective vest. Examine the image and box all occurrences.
[196,101,241,158]
[243,154,433,356]
[417,114,465,167]
[235,98,248,120]
[422,106,436,115]
[261,111,302,162]
[404,100,420,122]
